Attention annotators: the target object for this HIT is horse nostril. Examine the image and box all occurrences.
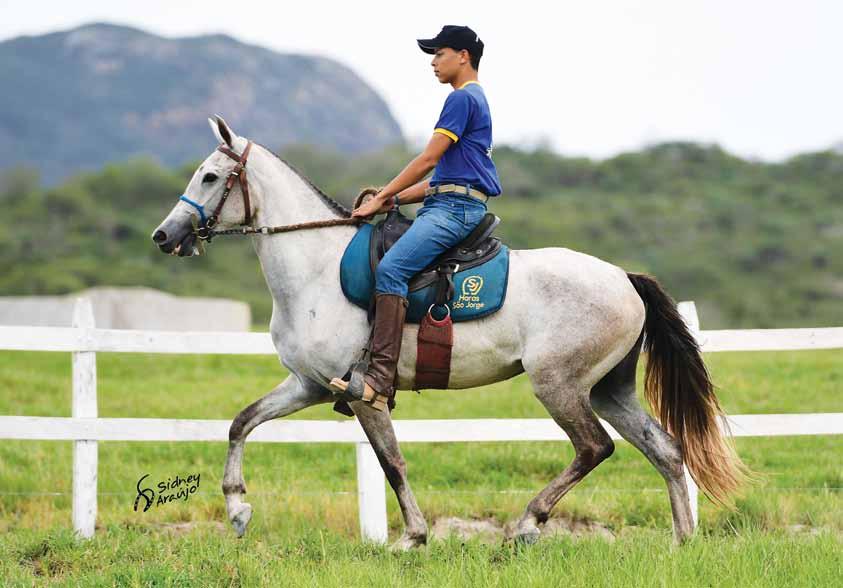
[152,230,167,244]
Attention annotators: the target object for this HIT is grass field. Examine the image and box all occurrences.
[0,349,841,586]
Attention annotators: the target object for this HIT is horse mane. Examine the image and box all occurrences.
[256,143,353,219]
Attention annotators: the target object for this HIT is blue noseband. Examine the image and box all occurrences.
[179,195,207,225]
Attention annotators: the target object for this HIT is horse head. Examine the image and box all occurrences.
[152,115,257,256]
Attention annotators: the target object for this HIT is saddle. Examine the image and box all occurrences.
[370,207,503,314]
[334,203,510,415]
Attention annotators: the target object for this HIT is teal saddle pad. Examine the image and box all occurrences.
[340,223,510,323]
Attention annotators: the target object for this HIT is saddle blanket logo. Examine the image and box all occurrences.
[453,275,485,311]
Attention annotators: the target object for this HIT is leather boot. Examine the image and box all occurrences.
[330,293,408,411]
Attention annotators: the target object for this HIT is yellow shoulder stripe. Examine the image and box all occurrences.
[434,127,458,142]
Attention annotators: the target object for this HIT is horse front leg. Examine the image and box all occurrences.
[222,374,332,537]
[352,401,428,550]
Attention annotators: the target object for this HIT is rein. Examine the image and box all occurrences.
[183,141,362,242]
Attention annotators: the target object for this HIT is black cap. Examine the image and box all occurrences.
[417,25,484,58]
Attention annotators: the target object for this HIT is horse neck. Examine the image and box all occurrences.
[247,147,356,308]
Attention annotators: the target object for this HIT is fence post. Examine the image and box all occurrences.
[355,441,388,543]
[677,300,700,528]
[72,298,98,539]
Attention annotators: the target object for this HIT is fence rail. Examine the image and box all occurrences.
[4,414,843,443]
[3,325,842,355]
[1,299,841,542]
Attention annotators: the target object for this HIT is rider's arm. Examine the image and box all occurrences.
[395,179,430,205]
[372,133,452,205]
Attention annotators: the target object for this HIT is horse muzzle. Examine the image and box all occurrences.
[151,221,200,257]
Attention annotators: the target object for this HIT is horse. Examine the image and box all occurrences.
[152,116,746,550]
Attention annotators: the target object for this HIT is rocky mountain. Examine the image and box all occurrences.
[0,23,404,183]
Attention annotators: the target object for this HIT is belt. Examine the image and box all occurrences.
[424,184,489,203]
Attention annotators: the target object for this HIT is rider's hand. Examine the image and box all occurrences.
[351,193,394,218]
[376,194,395,213]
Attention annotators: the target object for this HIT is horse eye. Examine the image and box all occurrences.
[202,173,218,184]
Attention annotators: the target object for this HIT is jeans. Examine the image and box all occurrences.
[375,193,489,298]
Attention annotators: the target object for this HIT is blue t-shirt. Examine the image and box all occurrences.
[430,81,502,197]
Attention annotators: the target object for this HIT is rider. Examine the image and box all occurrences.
[330,25,502,410]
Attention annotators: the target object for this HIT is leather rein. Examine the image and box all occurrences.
[183,141,362,242]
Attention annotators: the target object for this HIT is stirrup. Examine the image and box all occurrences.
[329,360,389,412]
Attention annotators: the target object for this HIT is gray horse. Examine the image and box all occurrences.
[152,116,746,550]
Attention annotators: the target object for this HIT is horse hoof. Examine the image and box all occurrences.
[230,503,253,538]
[389,532,427,552]
[513,526,541,546]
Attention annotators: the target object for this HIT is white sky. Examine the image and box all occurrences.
[2,0,842,160]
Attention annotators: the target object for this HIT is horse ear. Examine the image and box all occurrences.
[208,114,234,147]
[208,117,225,145]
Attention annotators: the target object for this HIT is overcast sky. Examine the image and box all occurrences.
[3,0,842,160]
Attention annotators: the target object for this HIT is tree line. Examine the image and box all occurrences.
[1,141,841,328]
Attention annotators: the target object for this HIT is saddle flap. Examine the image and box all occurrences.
[374,208,413,260]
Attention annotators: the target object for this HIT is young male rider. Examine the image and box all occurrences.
[330,25,502,410]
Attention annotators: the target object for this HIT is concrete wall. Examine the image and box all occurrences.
[0,287,251,331]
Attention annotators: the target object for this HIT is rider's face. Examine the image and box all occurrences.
[430,47,468,84]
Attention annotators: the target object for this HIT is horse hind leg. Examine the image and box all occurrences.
[589,332,696,543]
[222,374,332,537]
[511,367,615,543]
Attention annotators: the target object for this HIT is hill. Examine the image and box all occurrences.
[0,23,404,183]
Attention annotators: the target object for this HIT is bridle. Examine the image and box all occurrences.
[179,141,361,242]
[179,141,254,241]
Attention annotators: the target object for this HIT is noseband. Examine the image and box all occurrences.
[180,141,360,243]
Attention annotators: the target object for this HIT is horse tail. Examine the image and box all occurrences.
[626,271,748,506]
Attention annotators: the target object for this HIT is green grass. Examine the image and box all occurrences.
[1,349,841,586]
[1,526,840,587]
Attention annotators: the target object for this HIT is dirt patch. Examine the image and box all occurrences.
[151,521,228,536]
[785,524,824,537]
[541,514,615,541]
[431,517,504,542]
[431,515,615,543]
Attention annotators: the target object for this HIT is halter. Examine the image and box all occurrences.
[182,141,360,242]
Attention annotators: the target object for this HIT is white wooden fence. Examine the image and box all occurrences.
[1,299,842,542]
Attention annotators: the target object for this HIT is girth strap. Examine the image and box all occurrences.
[434,264,457,306]
[414,309,453,390]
